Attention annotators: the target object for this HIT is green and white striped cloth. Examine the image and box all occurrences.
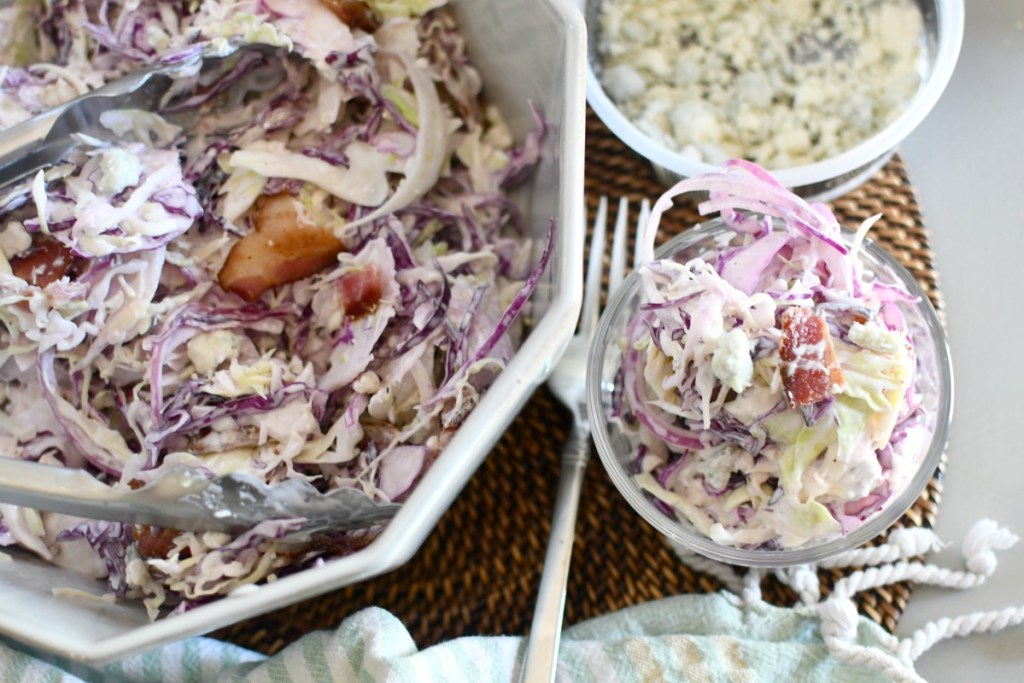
[0,593,896,682]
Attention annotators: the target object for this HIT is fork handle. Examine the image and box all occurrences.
[518,423,590,683]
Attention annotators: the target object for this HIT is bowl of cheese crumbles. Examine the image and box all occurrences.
[583,0,964,200]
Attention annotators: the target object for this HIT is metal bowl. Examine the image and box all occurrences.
[582,0,964,201]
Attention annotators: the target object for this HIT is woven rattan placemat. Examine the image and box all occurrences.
[215,109,946,655]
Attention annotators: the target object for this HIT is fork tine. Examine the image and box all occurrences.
[635,198,650,269]
[580,195,607,336]
[609,196,628,292]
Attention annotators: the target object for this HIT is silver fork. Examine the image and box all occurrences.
[518,196,641,683]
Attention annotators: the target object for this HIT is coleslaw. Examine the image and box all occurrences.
[0,0,550,616]
[617,160,926,550]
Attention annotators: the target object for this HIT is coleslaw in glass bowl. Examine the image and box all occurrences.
[587,161,952,566]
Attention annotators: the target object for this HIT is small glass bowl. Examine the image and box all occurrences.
[586,219,953,567]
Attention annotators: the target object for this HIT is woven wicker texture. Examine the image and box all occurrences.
[214,109,945,654]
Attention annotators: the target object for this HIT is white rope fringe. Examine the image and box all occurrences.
[667,541,745,595]
[896,604,1024,661]
[774,564,821,606]
[741,567,763,606]
[816,527,945,569]
[674,519,1023,681]
[826,519,1020,679]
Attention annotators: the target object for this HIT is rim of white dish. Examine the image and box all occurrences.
[585,0,965,189]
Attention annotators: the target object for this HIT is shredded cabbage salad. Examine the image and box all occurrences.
[617,160,926,550]
[0,0,550,616]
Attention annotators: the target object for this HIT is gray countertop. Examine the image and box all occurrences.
[898,0,1024,679]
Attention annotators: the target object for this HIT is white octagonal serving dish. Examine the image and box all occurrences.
[0,0,586,662]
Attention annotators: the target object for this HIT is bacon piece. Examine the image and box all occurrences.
[131,525,181,559]
[338,263,383,318]
[779,307,845,407]
[9,235,82,287]
[218,193,344,302]
[320,0,380,32]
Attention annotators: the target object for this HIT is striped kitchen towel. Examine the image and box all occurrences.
[0,593,898,682]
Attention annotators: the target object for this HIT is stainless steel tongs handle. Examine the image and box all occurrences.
[0,456,400,535]
[0,456,210,528]
[0,73,170,186]
[0,42,280,187]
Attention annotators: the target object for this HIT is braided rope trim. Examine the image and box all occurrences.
[672,519,1023,680]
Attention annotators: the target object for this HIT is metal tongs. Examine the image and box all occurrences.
[0,458,399,535]
[0,42,280,187]
[0,43,400,535]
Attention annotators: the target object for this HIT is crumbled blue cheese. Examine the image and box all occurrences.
[696,444,743,492]
[597,0,924,168]
[848,321,904,354]
[202,12,293,50]
[0,220,31,258]
[97,147,142,195]
[187,330,242,376]
[353,370,381,394]
[203,357,276,397]
[602,63,646,102]
[712,327,754,394]
[99,110,182,147]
